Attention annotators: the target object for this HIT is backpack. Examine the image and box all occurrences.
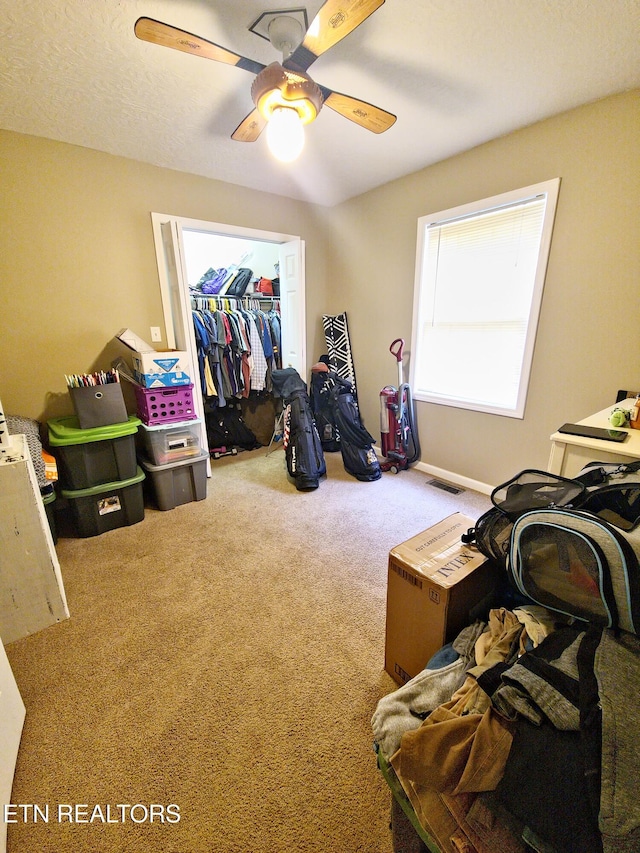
[205,403,261,452]
[464,462,640,634]
[199,268,228,295]
[224,268,254,297]
[255,277,273,296]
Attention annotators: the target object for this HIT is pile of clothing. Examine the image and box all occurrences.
[373,605,640,853]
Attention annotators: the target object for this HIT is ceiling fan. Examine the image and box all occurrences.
[134,0,396,160]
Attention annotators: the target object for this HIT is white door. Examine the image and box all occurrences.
[159,220,189,351]
[279,239,305,374]
[152,218,209,463]
[0,640,25,853]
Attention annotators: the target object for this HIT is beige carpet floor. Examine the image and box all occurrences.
[5,447,490,853]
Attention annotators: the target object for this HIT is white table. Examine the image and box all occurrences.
[548,398,640,477]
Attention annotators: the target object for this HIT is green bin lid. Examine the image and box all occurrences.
[48,414,141,446]
[60,466,145,499]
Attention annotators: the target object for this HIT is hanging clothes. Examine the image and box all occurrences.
[190,294,281,406]
[268,309,282,369]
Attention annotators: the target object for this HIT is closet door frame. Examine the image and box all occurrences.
[150,214,306,472]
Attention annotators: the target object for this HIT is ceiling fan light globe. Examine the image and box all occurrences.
[257,88,319,125]
[252,63,323,126]
[266,107,305,163]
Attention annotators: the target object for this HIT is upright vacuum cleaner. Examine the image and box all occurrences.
[379,339,421,473]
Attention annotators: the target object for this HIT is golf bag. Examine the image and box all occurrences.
[328,374,381,482]
[310,356,341,452]
[272,368,326,491]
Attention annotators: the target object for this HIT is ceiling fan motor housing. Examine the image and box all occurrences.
[252,62,323,125]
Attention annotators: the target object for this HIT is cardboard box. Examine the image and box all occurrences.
[116,328,191,388]
[384,513,498,685]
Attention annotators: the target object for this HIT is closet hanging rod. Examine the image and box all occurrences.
[190,294,280,310]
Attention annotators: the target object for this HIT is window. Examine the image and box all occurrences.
[410,179,560,418]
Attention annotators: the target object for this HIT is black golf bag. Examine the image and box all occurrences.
[272,368,326,491]
[310,356,341,452]
[328,374,381,482]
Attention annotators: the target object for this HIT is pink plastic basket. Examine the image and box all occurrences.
[134,384,196,425]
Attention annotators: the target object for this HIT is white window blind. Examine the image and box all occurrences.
[411,180,560,418]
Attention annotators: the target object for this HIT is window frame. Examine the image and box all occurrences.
[409,178,561,419]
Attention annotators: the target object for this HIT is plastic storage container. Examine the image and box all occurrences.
[139,452,208,511]
[134,384,196,425]
[48,415,141,490]
[139,418,202,466]
[42,490,57,544]
[61,467,145,537]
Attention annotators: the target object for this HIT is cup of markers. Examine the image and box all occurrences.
[65,369,121,388]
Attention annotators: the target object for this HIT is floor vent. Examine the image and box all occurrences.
[427,478,464,495]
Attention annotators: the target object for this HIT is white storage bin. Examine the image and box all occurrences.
[139,418,202,466]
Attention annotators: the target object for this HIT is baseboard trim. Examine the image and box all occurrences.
[373,447,494,495]
[414,461,493,496]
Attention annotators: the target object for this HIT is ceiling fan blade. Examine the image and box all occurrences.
[134,17,266,75]
[285,0,385,71]
[321,90,396,133]
[231,109,267,142]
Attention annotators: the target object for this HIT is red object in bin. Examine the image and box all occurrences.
[134,384,196,425]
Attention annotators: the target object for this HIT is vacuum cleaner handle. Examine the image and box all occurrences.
[389,338,404,362]
[390,338,405,387]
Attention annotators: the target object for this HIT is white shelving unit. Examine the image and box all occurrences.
[0,433,69,643]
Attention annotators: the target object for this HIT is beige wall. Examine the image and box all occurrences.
[327,89,640,486]
[1,88,639,487]
[0,132,332,422]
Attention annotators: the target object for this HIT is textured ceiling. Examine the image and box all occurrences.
[1,0,639,206]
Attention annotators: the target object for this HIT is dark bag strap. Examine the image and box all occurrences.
[574,459,640,487]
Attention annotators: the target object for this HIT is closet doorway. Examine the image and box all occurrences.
[150,213,305,470]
